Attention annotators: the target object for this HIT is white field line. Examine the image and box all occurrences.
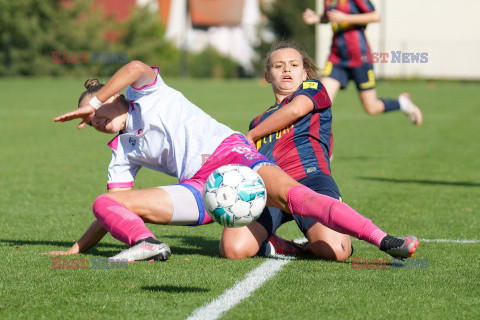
[186,256,294,320]
[185,237,478,320]
[418,238,479,244]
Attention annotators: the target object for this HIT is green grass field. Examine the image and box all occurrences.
[0,77,479,319]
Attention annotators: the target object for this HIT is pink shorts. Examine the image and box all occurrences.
[180,134,274,225]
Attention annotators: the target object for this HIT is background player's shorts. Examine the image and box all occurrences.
[179,133,275,226]
[323,61,376,91]
[255,173,341,237]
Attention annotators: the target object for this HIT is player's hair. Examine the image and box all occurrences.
[263,40,320,80]
[77,78,127,107]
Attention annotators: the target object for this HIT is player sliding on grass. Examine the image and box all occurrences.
[220,41,353,261]
[47,60,419,262]
[303,1,422,125]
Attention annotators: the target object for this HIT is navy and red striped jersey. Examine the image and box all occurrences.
[249,79,333,181]
[326,0,375,67]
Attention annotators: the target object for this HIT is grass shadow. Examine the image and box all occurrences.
[162,235,220,257]
[359,176,480,187]
[142,285,209,293]
[0,238,125,249]
[0,236,221,258]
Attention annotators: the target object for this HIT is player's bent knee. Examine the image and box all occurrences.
[220,238,257,260]
[311,244,350,262]
[335,238,353,262]
[334,245,352,262]
[362,100,384,115]
[363,103,382,115]
[310,237,352,262]
[92,194,113,219]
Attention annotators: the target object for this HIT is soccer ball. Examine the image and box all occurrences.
[203,164,267,228]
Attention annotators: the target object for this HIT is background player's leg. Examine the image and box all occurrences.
[321,76,341,101]
[358,89,387,115]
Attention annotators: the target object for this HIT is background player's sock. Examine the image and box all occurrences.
[380,98,401,112]
[287,185,387,247]
[93,195,156,246]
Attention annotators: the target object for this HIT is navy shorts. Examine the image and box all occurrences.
[256,173,341,237]
[323,61,376,91]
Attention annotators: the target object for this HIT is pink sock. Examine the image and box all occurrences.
[92,195,155,246]
[287,185,386,247]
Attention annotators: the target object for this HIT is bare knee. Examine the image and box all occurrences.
[359,90,384,115]
[220,239,257,260]
[363,101,382,115]
[333,240,352,262]
[220,224,265,260]
[310,238,352,262]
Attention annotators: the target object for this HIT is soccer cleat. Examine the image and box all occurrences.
[108,238,171,262]
[399,93,423,126]
[267,233,309,256]
[380,235,419,259]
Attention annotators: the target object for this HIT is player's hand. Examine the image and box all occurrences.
[326,10,348,23]
[245,132,256,148]
[303,8,321,25]
[53,104,96,129]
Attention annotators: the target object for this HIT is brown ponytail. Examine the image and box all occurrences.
[77,78,129,108]
[78,78,104,107]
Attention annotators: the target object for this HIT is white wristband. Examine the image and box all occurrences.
[89,96,103,110]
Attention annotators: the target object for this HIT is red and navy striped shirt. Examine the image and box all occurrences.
[249,80,333,181]
[326,0,375,67]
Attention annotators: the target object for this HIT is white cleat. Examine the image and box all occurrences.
[108,239,171,262]
[399,93,423,126]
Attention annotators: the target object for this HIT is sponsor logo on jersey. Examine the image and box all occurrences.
[129,137,137,147]
[302,82,318,90]
[306,167,317,173]
[256,125,294,149]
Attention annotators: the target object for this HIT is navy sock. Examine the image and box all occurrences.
[255,240,272,257]
[380,98,401,112]
[137,237,161,245]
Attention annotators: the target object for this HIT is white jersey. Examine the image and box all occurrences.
[107,66,235,189]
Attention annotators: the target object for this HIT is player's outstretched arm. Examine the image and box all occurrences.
[303,8,329,24]
[246,95,314,146]
[41,188,132,256]
[326,10,380,25]
[53,105,97,129]
[41,220,107,256]
[53,60,156,129]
